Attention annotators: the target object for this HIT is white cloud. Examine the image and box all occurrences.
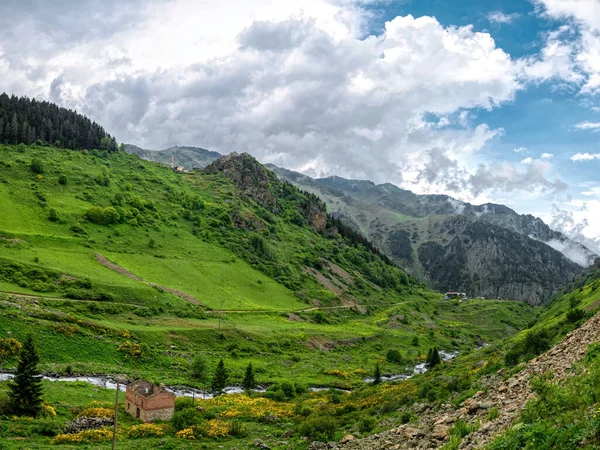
[0,0,581,226]
[521,157,534,164]
[24,9,523,187]
[487,11,520,24]
[541,152,554,159]
[571,153,600,161]
[513,146,527,153]
[575,121,600,131]
[533,0,600,94]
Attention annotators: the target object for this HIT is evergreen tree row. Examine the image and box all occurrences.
[0,93,117,151]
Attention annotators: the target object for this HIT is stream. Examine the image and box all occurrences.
[0,349,460,399]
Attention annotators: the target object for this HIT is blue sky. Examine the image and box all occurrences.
[1,0,599,251]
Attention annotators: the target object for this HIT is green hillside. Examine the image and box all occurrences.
[0,143,540,449]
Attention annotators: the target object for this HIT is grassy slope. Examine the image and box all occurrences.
[0,144,539,449]
[0,144,535,377]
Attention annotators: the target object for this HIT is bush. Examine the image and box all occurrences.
[48,208,59,222]
[58,174,68,185]
[359,416,376,433]
[230,421,249,437]
[566,308,587,324]
[281,382,296,399]
[172,408,202,431]
[84,206,120,225]
[298,415,337,441]
[386,349,403,364]
[30,158,44,174]
[127,423,169,438]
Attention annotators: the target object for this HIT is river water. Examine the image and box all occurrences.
[0,349,460,399]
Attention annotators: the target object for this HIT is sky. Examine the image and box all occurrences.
[1,0,600,252]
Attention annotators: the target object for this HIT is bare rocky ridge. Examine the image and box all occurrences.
[310,311,600,450]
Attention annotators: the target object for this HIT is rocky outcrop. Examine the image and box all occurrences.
[205,152,280,211]
[206,153,329,232]
[311,311,600,450]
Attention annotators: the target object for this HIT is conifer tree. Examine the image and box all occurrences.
[426,347,441,369]
[8,334,43,416]
[190,355,208,383]
[242,363,257,391]
[211,359,229,395]
[373,363,382,385]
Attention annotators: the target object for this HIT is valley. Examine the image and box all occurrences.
[0,102,598,449]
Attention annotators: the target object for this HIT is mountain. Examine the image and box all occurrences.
[123,143,221,169]
[268,166,592,305]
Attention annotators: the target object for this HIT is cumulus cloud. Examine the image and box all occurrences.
[533,0,600,94]
[0,0,589,219]
[541,152,554,159]
[575,121,600,130]
[54,11,522,185]
[571,153,600,161]
[513,146,528,153]
[487,11,520,24]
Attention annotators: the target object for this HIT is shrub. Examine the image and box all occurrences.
[127,423,169,438]
[33,418,63,436]
[70,223,88,235]
[119,341,142,359]
[386,349,403,364]
[359,416,376,433]
[53,428,112,444]
[190,355,208,382]
[78,407,114,418]
[280,381,296,399]
[48,208,59,222]
[566,308,586,324]
[172,408,202,431]
[0,337,22,362]
[58,174,68,185]
[84,206,120,225]
[30,158,44,174]
[230,420,248,437]
[298,415,337,441]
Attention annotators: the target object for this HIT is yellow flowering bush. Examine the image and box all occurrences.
[200,419,231,438]
[42,404,57,417]
[127,423,170,438]
[176,420,232,440]
[323,368,368,379]
[53,428,113,444]
[0,337,22,360]
[78,407,114,418]
[203,394,294,420]
[176,427,196,440]
[119,341,142,358]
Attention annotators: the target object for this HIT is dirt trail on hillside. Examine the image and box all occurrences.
[311,311,600,450]
[95,253,206,308]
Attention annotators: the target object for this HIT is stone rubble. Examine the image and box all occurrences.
[63,416,114,434]
[309,311,600,450]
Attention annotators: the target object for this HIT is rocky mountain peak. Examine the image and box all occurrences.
[204,152,280,211]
